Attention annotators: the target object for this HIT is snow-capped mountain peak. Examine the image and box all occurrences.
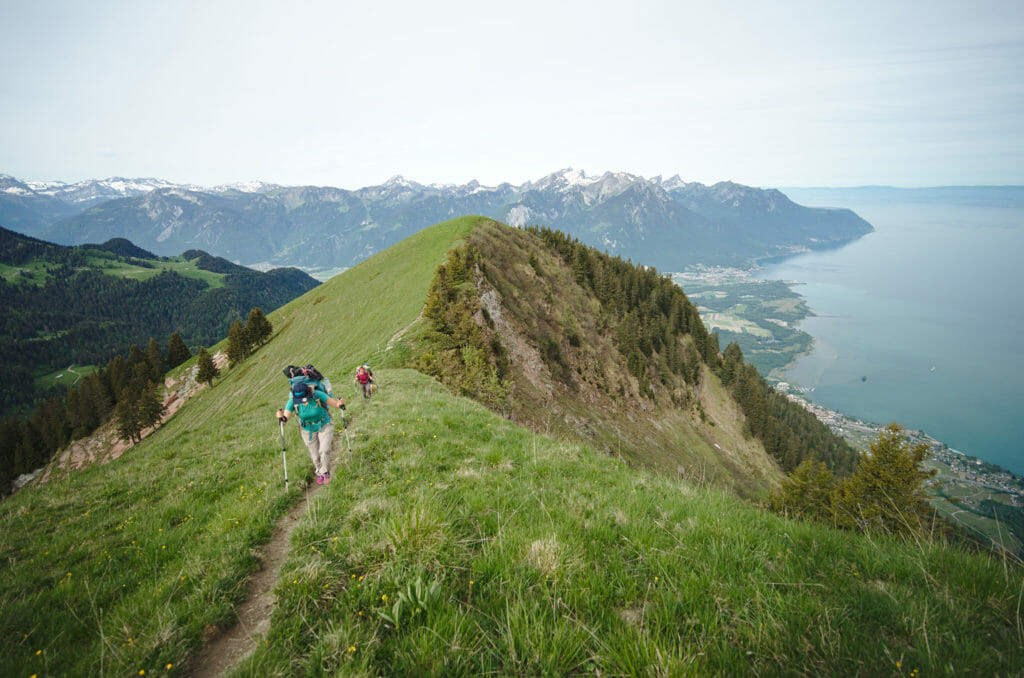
[528,167,605,192]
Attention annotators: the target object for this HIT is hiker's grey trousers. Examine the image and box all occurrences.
[301,421,334,476]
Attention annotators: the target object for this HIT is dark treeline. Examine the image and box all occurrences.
[720,344,858,476]
[528,226,858,477]
[416,244,513,414]
[1,309,271,495]
[530,226,716,391]
[0,332,188,494]
[0,226,315,416]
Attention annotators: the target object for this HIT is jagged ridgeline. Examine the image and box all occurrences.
[2,216,1022,676]
[408,220,856,496]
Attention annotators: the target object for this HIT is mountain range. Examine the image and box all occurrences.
[0,169,874,276]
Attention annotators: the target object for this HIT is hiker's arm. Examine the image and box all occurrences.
[327,396,346,410]
[276,408,290,423]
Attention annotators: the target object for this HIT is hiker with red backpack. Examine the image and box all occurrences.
[276,365,345,485]
[355,363,375,398]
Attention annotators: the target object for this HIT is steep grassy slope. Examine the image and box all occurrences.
[462,221,780,497]
[0,216,477,676]
[237,369,1024,676]
[1,216,1022,676]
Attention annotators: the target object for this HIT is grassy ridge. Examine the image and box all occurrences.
[243,368,1024,676]
[464,222,780,498]
[1,215,1022,676]
[0,216,477,676]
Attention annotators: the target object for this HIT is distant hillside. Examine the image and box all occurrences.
[1,215,1020,676]
[3,170,873,276]
[782,185,1024,208]
[83,237,158,259]
[0,226,318,415]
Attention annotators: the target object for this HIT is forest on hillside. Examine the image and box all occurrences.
[414,222,858,480]
[0,307,271,494]
[527,227,859,477]
[0,226,317,416]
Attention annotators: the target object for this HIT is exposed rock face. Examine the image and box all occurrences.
[33,352,229,486]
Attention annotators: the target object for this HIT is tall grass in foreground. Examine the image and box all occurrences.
[0,217,478,676]
[0,413,296,676]
[240,369,1024,677]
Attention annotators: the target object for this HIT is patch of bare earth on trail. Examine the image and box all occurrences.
[188,481,321,677]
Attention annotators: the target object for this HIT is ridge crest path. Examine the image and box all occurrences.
[188,480,322,677]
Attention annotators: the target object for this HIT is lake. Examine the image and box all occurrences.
[759,188,1024,475]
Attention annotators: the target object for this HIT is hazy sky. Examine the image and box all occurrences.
[2,0,1022,189]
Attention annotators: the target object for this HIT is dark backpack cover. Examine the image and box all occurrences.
[283,364,333,397]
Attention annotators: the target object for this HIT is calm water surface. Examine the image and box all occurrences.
[759,196,1024,474]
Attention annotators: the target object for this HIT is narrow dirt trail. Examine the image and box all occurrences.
[385,311,422,350]
[188,481,321,677]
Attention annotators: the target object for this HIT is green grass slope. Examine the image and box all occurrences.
[464,221,780,497]
[0,216,477,676]
[1,216,1022,676]
[241,369,1024,677]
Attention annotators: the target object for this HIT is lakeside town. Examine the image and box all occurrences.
[778,382,1023,500]
[676,266,1024,515]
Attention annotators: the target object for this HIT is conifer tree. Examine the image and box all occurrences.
[145,337,165,382]
[769,459,837,523]
[245,307,273,349]
[682,340,702,385]
[128,360,152,395]
[196,347,219,387]
[31,396,68,456]
[0,417,17,490]
[227,318,249,367]
[166,331,191,369]
[79,373,111,433]
[65,386,83,436]
[834,424,937,536]
[571,246,590,284]
[721,342,744,386]
[106,355,129,400]
[128,343,147,370]
[113,387,141,444]
[14,422,40,474]
[138,381,167,432]
[704,332,721,367]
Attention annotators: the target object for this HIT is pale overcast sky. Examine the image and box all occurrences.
[1,0,1022,189]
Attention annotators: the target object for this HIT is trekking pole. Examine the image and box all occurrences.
[341,406,352,454]
[279,420,289,491]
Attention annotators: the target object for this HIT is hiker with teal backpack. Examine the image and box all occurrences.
[276,365,345,485]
